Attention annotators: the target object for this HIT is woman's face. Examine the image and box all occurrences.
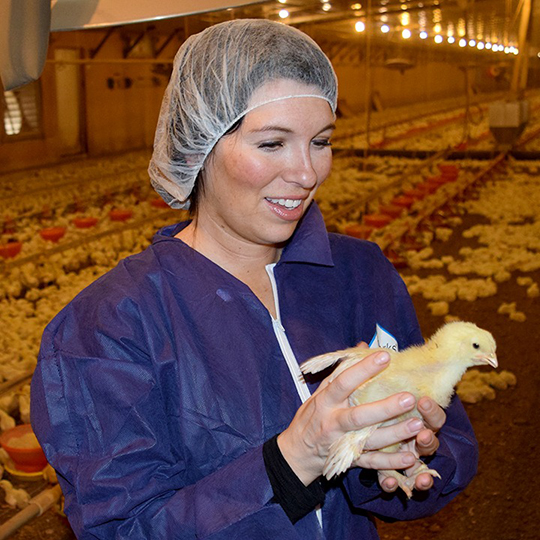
[196,81,335,250]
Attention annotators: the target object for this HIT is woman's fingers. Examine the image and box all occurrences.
[337,393,416,433]
[416,397,444,457]
[417,397,446,432]
[363,418,424,451]
[354,448,416,471]
[322,351,390,404]
[416,429,440,456]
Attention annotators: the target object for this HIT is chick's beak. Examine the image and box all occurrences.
[475,352,498,368]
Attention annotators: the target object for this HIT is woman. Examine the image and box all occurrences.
[31,20,478,539]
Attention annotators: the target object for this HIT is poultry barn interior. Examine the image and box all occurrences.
[0,0,539,538]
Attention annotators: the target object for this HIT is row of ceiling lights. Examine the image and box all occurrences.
[276,0,520,55]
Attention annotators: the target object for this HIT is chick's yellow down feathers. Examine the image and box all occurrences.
[301,322,497,496]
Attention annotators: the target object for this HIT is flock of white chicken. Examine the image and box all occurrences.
[336,92,540,153]
[1,94,537,509]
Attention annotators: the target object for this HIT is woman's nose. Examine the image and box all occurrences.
[285,149,318,189]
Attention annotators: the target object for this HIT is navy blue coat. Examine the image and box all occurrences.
[31,203,478,539]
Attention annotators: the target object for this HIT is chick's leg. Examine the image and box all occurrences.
[378,469,414,498]
[324,425,378,479]
[399,439,441,497]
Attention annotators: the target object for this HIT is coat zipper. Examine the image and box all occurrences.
[265,263,323,531]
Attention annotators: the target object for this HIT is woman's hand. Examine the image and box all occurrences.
[277,350,423,486]
[378,397,446,493]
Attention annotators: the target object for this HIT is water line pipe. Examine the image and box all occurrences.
[0,485,62,540]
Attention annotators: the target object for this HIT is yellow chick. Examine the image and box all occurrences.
[301,321,497,497]
[0,479,30,509]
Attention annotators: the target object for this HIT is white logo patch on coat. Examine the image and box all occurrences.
[369,324,399,351]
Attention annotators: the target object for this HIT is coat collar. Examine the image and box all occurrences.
[153,201,334,268]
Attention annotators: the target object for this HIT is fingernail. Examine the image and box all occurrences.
[421,399,433,412]
[420,477,432,488]
[403,454,415,466]
[408,419,424,432]
[375,352,390,365]
[399,394,415,408]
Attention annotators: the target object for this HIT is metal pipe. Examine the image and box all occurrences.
[0,485,62,540]
[46,58,173,64]
[511,0,532,96]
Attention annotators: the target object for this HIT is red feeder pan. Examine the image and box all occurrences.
[385,250,408,269]
[150,198,169,209]
[0,424,48,473]
[363,213,393,229]
[438,163,459,175]
[391,195,415,209]
[426,175,448,187]
[378,204,403,219]
[403,188,426,200]
[416,182,438,195]
[40,227,66,243]
[345,224,373,240]
[109,209,133,222]
[73,217,98,229]
[0,242,22,259]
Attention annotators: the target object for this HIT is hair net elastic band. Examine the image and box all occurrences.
[199,93,335,165]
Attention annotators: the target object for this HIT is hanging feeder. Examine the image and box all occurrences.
[384,58,415,74]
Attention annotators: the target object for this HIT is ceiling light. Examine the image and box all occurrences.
[448,36,455,44]
[402,28,411,39]
[459,38,467,47]
[477,41,485,50]
[278,0,287,3]
[278,9,289,18]
[434,34,443,44]
[351,3,362,9]
[469,39,476,47]
[322,2,331,10]
[381,24,390,33]
[355,20,366,32]
[485,42,492,50]
[420,31,428,39]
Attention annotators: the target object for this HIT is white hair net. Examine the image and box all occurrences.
[148,19,338,209]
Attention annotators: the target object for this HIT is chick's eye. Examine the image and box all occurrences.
[473,343,480,349]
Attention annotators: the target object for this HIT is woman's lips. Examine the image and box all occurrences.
[264,197,304,221]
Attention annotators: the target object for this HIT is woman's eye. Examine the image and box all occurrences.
[313,139,332,148]
[258,141,283,150]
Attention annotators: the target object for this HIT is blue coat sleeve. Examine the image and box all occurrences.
[30,303,299,539]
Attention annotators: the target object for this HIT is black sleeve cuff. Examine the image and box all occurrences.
[263,434,325,524]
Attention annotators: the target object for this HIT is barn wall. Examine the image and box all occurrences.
[1,29,175,174]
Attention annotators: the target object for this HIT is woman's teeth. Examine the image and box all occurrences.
[266,198,302,209]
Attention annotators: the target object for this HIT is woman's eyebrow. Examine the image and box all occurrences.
[249,123,336,134]
[248,125,293,134]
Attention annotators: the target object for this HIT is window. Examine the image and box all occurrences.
[1,81,42,141]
